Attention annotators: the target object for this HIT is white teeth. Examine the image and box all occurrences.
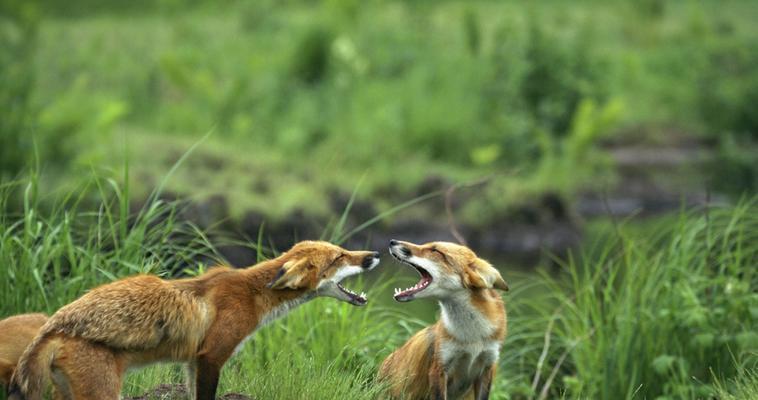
[394,280,430,296]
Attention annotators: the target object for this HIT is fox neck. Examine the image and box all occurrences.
[438,290,496,342]
[257,292,315,328]
[242,260,316,326]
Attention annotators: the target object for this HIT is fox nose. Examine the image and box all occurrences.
[390,240,411,257]
[362,252,380,268]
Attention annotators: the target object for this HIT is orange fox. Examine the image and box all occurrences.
[9,241,380,400]
[0,314,48,386]
[379,240,508,400]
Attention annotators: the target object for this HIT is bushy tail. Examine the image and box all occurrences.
[7,333,57,400]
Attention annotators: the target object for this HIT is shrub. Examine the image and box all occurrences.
[697,35,758,140]
[290,25,334,85]
[520,17,608,137]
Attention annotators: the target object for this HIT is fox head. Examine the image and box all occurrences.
[388,239,508,302]
[267,241,380,306]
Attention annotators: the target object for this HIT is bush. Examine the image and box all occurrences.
[520,17,608,137]
[697,36,758,140]
[290,25,334,85]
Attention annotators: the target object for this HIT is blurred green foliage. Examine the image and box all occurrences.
[0,1,38,178]
[0,0,756,218]
[698,37,758,140]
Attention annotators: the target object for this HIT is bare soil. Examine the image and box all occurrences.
[124,384,253,400]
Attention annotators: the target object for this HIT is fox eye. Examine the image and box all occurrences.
[329,253,346,266]
[430,247,451,263]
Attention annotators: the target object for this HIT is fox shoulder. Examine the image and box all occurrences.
[46,275,210,351]
[380,325,437,378]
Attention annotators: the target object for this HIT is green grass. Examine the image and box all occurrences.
[532,200,758,399]
[0,174,218,315]
[1,168,756,399]
[713,360,758,400]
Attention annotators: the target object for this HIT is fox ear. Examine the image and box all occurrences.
[267,258,313,290]
[464,259,509,291]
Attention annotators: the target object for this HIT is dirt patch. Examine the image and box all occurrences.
[220,394,254,400]
[124,384,253,400]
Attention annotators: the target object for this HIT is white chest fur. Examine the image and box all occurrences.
[439,293,497,341]
[438,293,502,396]
[439,340,501,379]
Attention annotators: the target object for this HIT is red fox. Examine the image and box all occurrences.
[0,314,47,386]
[9,241,380,400]
[378,240,508,400]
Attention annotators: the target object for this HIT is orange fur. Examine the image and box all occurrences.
[10,241,380,400]
[0,314,47,386]
[379,241,508,400]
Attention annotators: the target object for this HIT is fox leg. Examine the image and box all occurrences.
[50,387,68,400]
[195,349,236,400]
[429,367,448,400]
[50,369,73,400]
[53,338,125,400]
[194,337,243,400]
[186,361,198,400]
[473,364,496,400]
[194,320,244,400]
[0,358,12,385]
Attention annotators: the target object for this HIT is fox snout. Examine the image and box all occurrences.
[389,239,411,258]
[389,239,509,302]
[362,252,381,269]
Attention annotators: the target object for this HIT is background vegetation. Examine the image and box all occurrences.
[1,0,757,399]
[2,0,756,219]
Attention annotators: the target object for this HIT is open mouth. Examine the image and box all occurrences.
[390,251,433,302]
[337,282,367,306]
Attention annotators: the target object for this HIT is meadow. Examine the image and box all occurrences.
[1,0,757,398]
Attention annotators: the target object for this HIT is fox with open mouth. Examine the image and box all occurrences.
[379,239,509,400]
[9,241,380,400]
